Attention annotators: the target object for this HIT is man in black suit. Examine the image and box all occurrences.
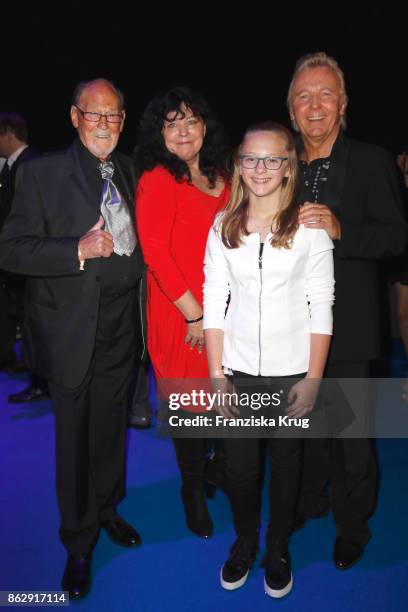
[0,113,37,373]
[0,79,145,599]
[287,53,407,569]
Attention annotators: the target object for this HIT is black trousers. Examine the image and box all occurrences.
[297,361,378,546]
[129,358,152,419]
[0,273,17,364]
[49,291,137,554]
[224,372,302,544]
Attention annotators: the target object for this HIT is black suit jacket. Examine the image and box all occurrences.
[0,146,38,230]
[0,140,145,387]
[300,134,408,364]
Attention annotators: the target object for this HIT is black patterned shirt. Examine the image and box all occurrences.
[299,156,331,203]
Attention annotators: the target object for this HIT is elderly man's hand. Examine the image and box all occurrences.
[298,202,341,240]
[78,215,114,259]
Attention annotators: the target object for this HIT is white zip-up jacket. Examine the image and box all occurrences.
[203,215,335,376]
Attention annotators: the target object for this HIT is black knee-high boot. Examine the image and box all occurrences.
[204,439,226,498]
[173,437,213,538]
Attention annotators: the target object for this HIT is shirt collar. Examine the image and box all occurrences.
[298,130,345,166]
[74,137,115,178]
[7,144,28,168]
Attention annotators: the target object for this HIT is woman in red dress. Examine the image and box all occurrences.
[134,86,230,537]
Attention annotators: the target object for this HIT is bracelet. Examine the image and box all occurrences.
[210,369,225,378]
[78,245,85,271]
[185,315,203,324]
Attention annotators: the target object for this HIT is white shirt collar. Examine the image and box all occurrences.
[7,145,28,168]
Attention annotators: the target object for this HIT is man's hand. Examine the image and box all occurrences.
[78,215,114,260]
[298,202,341,240]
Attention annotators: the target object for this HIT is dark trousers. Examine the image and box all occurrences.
[224,372,302,544]
[225,437,301,544]
[0,273,17,364]
[297,361,378,546]
[49,291,136,554]
[129,358,152,419]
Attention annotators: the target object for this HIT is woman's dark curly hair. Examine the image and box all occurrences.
[133,86,229,187]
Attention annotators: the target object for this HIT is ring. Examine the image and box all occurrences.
[319,214,322,222]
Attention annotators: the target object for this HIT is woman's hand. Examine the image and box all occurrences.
[184,320,205,353]
[211,375,239,419]
[174,290,205,353]
[286,377,321,418]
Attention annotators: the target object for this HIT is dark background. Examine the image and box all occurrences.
[3,8,405,156]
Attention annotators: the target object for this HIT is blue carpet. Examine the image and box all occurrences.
[1,345,408,611]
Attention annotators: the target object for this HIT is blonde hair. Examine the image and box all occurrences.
[220,122,299,250]
[287,51,348,131]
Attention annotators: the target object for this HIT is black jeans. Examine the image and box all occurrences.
[224,372,303,544]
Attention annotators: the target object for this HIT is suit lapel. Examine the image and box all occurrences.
[66,141,100,216]
[322,132,350,214]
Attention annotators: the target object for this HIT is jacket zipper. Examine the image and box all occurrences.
[258,242,264,375]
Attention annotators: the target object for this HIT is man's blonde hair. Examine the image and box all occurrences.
[287,51,348,131]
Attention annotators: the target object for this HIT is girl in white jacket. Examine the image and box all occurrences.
[203,122,334,598]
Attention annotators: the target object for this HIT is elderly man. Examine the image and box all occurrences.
[287,53,407,569]
[0,79,145,598]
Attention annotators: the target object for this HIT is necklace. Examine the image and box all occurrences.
[248,217,274,231]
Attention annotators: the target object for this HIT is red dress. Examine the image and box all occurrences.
[136,166,230,381]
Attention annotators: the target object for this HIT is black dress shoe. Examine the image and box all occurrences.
[181,485,213,538]
[333,538,364,570]
[61,553,92,600]
[8,383,50,403]
[101,517,142,547]
[129,415,151,429]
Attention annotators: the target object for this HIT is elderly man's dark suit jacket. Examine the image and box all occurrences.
[299,133,408,365]
[0,139,145,388]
